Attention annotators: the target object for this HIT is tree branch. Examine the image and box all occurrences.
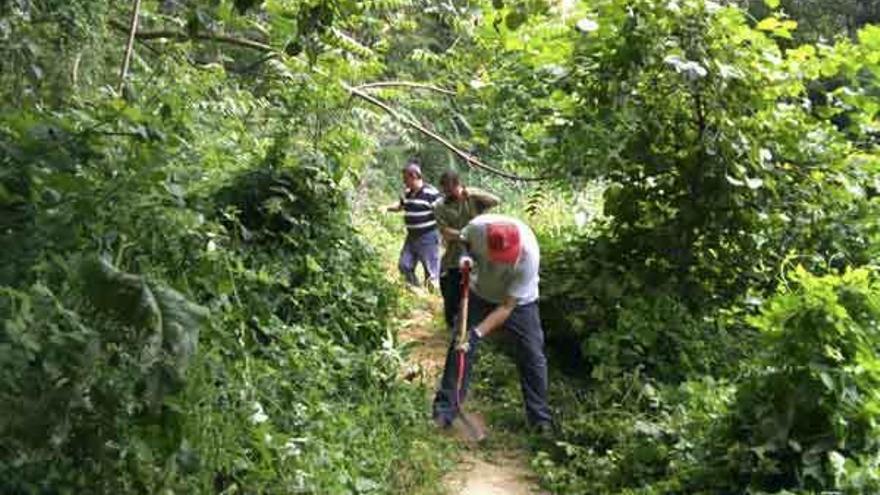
[108,21,547,182]
[347,84,549,182]
[238,53,279,74]
[354,81,456,96]
[118,0,142,93]
[72,52,82,87]
[109,20,274,53]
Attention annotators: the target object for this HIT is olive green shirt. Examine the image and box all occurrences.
[434,187,501,272]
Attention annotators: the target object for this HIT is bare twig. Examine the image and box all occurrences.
[354,81,456,96]
[118,0,142,93]
[347,84,549,182]
[72,52,82,87]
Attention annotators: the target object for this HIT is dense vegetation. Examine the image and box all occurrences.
[0,1,454,493]
[3,0,880,494]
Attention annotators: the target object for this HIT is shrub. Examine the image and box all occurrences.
[0,122,444,492]
[540,230,749,382]
[719,267,880,493]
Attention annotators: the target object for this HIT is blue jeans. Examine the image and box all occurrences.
[398,230,440,286]
[432,292,552,426]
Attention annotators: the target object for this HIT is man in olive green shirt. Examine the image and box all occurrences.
[434,170,501,330]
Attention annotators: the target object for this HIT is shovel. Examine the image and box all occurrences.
[454,255,486,442]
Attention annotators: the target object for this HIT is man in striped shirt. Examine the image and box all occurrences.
[385,160,442,288]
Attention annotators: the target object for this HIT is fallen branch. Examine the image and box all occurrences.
[347,84,549,182]
[354,81,456,96]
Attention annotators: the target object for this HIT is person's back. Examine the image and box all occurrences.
[462,213,539,305]
[433,212,552,432]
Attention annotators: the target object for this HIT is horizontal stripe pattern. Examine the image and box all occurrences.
[406,219,437,230]
[404,210,434,217]
[403,184,440,236]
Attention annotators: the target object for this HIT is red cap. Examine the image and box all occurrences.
[486,222,521,264]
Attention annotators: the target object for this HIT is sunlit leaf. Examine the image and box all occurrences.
[576,18,599,33]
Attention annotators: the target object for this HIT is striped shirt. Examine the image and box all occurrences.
[401,184,441,237]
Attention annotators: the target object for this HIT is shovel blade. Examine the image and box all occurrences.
[456,411,487,443]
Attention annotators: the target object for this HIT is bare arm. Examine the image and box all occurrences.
[384,192,406,212]
[474,296,517,338]
[441,227,461,241]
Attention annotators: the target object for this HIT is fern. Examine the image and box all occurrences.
[524,185,547,217]
[362,0,414,13]
[323,28,375,58]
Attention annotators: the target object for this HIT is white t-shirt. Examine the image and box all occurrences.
[462,214,540,305]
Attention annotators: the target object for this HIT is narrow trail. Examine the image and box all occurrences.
[398,291,548,495]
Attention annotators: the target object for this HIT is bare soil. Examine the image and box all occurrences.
[397,290,548,495]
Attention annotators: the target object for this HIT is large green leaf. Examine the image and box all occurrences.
[80,256,207,392]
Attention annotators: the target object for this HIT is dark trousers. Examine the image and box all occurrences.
[432,292,552,426]
[439,268,462,330]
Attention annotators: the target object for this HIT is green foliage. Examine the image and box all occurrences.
[5,0,880,493]
[550,0,865,305]
[745,0,880,42]
[212,149,347,245]
[80,255,207,401]
[515,2,880,493]
[0,274,208,493]
[720,267,880,493]
[588,294,740,382]
[1,137,446,492]
[531,0,880,377]
[540,227,753,383]
[531,265,880,494]
[0,0,454,492]
[531,375,735,495]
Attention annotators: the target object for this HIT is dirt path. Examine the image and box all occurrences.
[398,290,547,495]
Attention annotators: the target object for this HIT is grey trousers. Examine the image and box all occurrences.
[398,230,440,286]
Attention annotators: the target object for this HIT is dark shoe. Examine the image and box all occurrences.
[531,421,554,439]
[433,415,453,429]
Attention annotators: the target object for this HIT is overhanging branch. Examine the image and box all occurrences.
[108,19,546,181]
[109,20,273,53]
[347,84,549,182]
[354,81,456,96]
